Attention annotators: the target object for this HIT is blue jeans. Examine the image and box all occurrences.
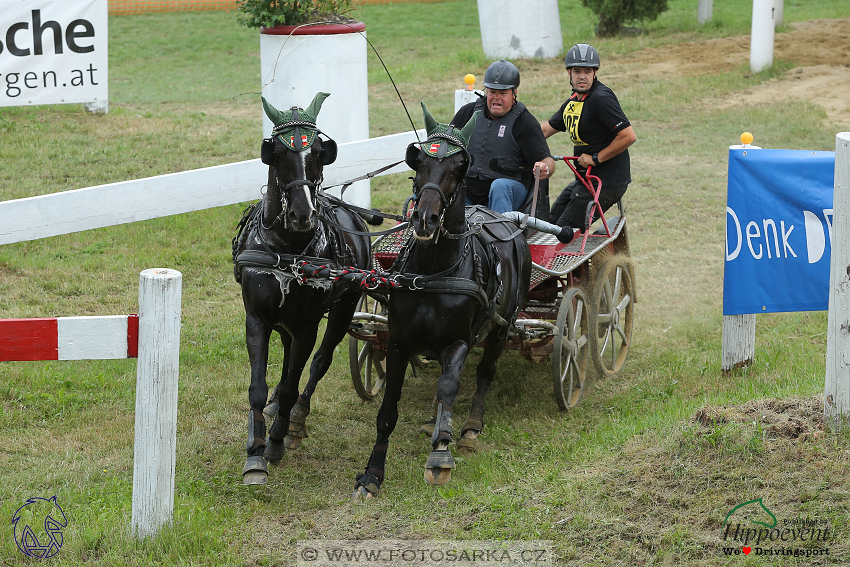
[464,178,528,214]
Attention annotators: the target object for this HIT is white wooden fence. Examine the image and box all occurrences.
[824,132,850,429]
[0,130,423,246]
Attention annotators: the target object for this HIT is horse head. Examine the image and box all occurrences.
[260,93,338,232]
[405,103,479,241]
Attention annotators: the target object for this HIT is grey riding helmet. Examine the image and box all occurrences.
[483,60,520,90]
[564,43,600,69]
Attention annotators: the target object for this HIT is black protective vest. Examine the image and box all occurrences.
[466,99,526,182]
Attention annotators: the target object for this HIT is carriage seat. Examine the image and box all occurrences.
[593,215,620,235]
[517,178,550,220]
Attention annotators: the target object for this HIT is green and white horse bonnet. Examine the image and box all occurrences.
[261,93,337,164]
[405,102,479,170]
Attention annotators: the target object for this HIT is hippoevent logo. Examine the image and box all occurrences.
[720,498,833,558]
[11,496,67,559]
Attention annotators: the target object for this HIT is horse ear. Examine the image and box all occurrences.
[405,144,421,171]
[261,97,287,128]
[305,92,331,122]
[421,101,438,137]
[320,138,337,165]
[458,110,480,148]
[261,138,275,165]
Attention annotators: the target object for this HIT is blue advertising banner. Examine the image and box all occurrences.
[724,148,835,315]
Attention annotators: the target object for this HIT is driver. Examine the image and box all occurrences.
[451,59,555,214]
[541,43,636,237]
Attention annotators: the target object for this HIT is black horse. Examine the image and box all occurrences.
[233,93,371,485]
[353,104,531,497]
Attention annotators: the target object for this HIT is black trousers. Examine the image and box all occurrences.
[549,178,628,229]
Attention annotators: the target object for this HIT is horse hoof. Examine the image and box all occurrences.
[283,435,303,450]
[352,486,376,500]
[242,456,268,486]
[419,418,436,437]
[263,437,285,462]
[243,470,268,485]
[263,402,279,421]
[424,467,452,485]
[457,435,481,456]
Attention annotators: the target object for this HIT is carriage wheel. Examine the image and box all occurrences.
[552,288,589,410]
[589,255,634,378]
[349,293,387,401]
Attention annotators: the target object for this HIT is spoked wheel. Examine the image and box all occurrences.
[552,288,589,410]
[589,255,635,378]
[349,293,388,401]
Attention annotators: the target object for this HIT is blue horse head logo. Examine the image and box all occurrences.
[12,496,67,559]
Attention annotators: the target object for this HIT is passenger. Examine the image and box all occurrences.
[452,59,555,214]
[542,43,637,238]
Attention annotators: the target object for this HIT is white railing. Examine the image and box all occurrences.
[0,130,424,246]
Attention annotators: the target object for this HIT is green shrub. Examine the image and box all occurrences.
[580,0,670,37]
[236,0,354,28]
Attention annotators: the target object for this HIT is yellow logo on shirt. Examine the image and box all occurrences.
[563,101,585,146]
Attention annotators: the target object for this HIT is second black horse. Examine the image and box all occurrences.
[353,104,532,497]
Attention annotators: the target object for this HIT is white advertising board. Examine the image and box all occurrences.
[0,0,108,108]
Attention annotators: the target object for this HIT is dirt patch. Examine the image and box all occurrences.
[609,18,850,127]
[716,64,850,128]
[615,18,850,77]
[693,396,824,441]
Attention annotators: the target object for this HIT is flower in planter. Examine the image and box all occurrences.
[236,0,356,29]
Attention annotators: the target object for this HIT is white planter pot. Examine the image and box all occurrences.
[260,23,370,207]
[476,0,562,60]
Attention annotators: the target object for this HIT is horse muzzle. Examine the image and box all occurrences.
[286,208,318,232]
[410,208,440,240]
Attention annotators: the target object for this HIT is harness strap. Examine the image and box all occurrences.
[319,191,408,223]
[319,215,410,238]
[322,160,405,195]
[522,171,541,229]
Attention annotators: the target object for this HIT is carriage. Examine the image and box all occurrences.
[236,95,636,489]
[347,155,636,411]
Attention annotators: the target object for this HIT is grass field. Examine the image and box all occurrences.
[2,0,850,565]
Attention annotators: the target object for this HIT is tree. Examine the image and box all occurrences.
[580,0,669,37]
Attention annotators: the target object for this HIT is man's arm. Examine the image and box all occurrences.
[541,121,559,139]
[576,126,636,169]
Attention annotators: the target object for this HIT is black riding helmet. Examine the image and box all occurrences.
[564,43,600,69]
[483,60,520,90]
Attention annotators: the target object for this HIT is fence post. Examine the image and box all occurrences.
[722,137,760,374]
[775,0,784,27]
[131,268,182,538]
[697,0,712,24]
[721,314,756,374]
[750,0,775,72]
[825,133,850,430]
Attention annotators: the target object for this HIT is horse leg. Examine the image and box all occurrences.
[243,312,273,485]
[265,325,319,460]
[457,332,505,456]
[353,345,408,499]
[283,294,358,449]
[424,340,469,486]
[263,333,292,422]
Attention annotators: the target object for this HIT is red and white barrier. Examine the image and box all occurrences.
[0,315,139,361]
[0,268,182,539]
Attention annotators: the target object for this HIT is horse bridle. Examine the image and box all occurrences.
[410,136,471,243]
[262,107,327,231]
[263,173,322,231]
